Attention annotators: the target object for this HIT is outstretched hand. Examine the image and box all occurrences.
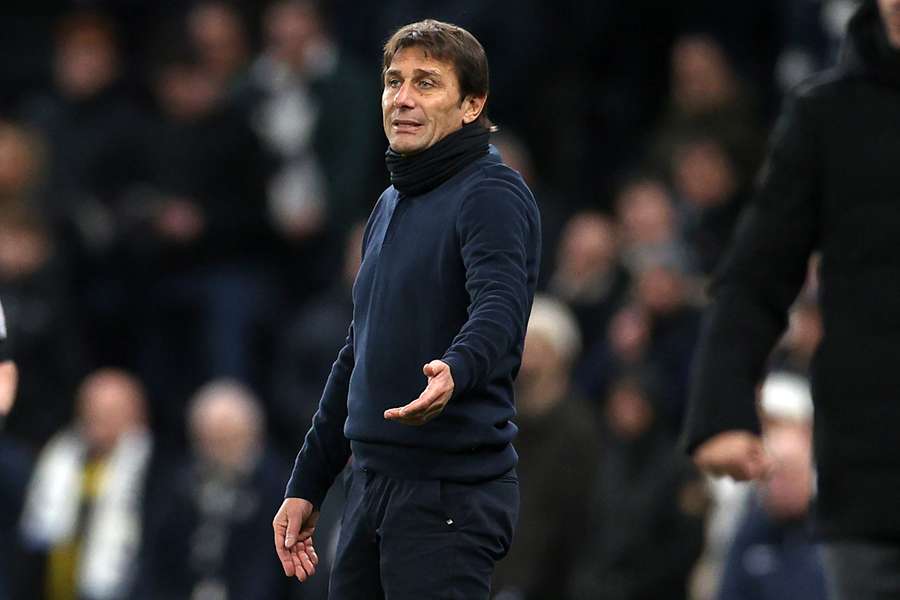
[273,498,320,582]
[384,360,454,426]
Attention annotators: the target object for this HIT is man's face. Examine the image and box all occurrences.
[382,46,481,155]
[879,0,900,48]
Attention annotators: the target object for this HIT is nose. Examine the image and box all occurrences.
[393,81,415,109]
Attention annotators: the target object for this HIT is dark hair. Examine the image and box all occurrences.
[55,10,118,50]
[383,19,492,129]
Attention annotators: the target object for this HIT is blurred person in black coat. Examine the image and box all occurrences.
[492,295,600,600]
[19,11,149,369]
[139,380,292,600]
[134,40,277,432]
[682,1,900,598]
[569,375,706,600]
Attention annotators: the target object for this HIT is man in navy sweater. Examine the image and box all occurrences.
[272,19,541,599]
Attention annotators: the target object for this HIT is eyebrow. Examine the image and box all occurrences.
[384,68,444,80]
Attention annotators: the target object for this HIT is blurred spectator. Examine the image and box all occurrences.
[187,2,252,92]
[654,34,763,184]
[579,254,701,433]
[669,134,748,275]
[139,380,292,600]
[717,373,828,600]
[632,256,702,428]
[17,369,153,600]
[269,222,363,456]
[493,296,600,600]
[615,175,692,276]
[549,212,630,350]
[0,196,83,449]
[19,11,149,368]
[22,11,146,255]
[770,295,822,375]
[569,375,706,600]
[134,40,276,425]
[238,0,380,293]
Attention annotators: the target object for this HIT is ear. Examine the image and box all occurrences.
[461,94,487,125]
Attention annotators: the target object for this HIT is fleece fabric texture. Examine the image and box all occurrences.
[287,147,540,508]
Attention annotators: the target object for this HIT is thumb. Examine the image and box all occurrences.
[423,360,444,378]
[285,512,302,548]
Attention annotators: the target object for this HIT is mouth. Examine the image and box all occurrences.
[391,119,423,134]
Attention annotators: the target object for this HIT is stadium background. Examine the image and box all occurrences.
[0,1,853,598]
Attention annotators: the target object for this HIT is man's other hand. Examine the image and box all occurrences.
[273,497,320,582]
[693,430,774,481]
[384,360,454,426]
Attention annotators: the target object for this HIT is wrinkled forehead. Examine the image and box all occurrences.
[383,45,457,78]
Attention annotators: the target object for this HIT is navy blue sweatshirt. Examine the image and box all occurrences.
[286,148,541,507]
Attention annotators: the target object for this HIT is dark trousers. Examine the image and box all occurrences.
[329,465,519,600]
[822,541,900,600]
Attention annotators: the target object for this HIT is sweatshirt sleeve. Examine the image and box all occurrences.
[681,88,822,454]
[284,322,354,508]
[442,179,538,395]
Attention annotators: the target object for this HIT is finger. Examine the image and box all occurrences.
[384,394,433,420]
[298,545,316,578]
[291,544,309,582]
[305,539,320,566]
[274,525,295,577]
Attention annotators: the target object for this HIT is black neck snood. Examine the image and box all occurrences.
[385,123,490,197]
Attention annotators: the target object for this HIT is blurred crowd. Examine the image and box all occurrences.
[0,1,855,599]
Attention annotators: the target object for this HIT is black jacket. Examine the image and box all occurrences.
[683,0,900,540]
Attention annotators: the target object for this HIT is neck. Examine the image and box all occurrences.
[385,123,490,196]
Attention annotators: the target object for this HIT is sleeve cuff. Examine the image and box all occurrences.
[441,352,474,398]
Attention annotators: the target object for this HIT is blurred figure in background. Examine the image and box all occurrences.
[570,374,706,600]
[549,212,630,351]
[134,38,275,432]
[187,2,252,93]
[769,293,822,375]
[579,253,700,434]
[493,296,600,600]
[139,380,291,600]
[718,373,828,600]
[20,12,148,371]
[18,369,153,600]
[632,255,701,430]
[615,175,691,277]
[668,134,747,275]
[655,34,762,180]
[238,0,380,300]
[0,122,83,449]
